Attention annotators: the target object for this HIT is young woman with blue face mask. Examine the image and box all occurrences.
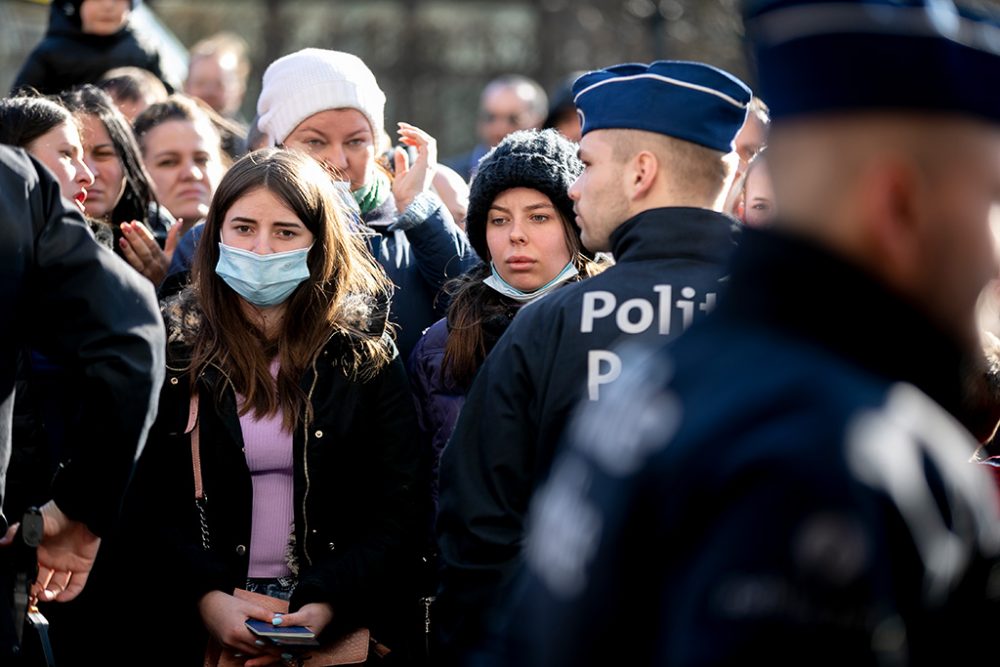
[112,148,427,665]
[407,129,605,506]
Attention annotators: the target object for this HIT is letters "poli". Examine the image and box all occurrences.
[581,286,715,400]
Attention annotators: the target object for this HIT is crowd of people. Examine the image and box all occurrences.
[1,0,1000,666]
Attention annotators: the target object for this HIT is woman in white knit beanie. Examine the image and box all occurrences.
[257,48,478,360]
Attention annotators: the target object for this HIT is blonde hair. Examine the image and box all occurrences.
[610,128,737,203]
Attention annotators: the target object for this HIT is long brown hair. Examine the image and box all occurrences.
[442,210,604,390]
[60,84,161,227]
[187,148,394,429]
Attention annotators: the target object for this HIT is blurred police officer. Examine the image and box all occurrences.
[435,61,752,663]
[514,1,1000,665]
[0,145,163,662]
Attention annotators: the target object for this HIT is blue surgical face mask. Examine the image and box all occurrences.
[483,260,578,303]
[215,242,312,308]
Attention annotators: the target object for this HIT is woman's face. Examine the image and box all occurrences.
[742,159,776,228]
[79,113,126,220]
[27,120,94,214]
[220,186,314,255]
[143,119,224,223]
[485,187,573,291]
[283,108,375,191]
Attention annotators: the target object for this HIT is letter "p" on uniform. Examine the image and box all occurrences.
[587,349,622,401]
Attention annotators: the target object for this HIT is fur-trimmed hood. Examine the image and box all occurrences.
[160,286,396,372]
[161,287,203,349]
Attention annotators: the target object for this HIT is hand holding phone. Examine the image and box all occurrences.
[245,618,320,648]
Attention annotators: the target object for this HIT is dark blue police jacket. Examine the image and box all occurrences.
[512,228,1000,667]
[435,206,738,659]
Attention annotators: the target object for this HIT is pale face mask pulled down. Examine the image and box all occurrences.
[215,242,312,307]
[483,260,578,303]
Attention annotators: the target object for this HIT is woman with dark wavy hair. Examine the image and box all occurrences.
[407,129,605,505]
[61,84,177,276]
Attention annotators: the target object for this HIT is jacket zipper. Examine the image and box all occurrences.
[301,354,322,567]
[208,344,328,567]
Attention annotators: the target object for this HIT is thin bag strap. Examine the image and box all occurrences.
[184,391,211,551]
[184,392,204,500]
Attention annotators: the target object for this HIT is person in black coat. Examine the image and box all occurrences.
[434,60,753,664]
[0,92,121,520]
[12,0,176,97]
[0,92,171,665]
[511,1,1000,665]
[113,148,428,665]
[0,145,163,662]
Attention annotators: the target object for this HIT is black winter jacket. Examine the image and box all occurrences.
[0,146,163,661]
[12,1,172,95]
[114,293,429,664]
[435,207,737,660]
[0,146,163,536]
[512,228,1000,666]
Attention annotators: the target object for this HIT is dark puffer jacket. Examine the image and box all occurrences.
[12,1,174,95]
[406,300,518,507]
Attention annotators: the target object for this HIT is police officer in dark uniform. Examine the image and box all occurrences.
[513,1,1000,665]
[0,145,164,663]
[435,61,753,662]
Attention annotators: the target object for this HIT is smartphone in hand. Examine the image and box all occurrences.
[245,619,320,647]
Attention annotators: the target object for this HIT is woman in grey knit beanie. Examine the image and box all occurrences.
[407,128,606,503]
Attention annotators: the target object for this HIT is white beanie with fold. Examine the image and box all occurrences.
[257,48,386,145]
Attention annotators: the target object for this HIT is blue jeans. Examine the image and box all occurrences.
[245,576,295,601]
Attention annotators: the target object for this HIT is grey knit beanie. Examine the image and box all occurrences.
[466,128,584,261]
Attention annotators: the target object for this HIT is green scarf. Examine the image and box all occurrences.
[352,169,391,216]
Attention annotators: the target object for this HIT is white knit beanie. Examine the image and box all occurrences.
[257,48,386,145]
